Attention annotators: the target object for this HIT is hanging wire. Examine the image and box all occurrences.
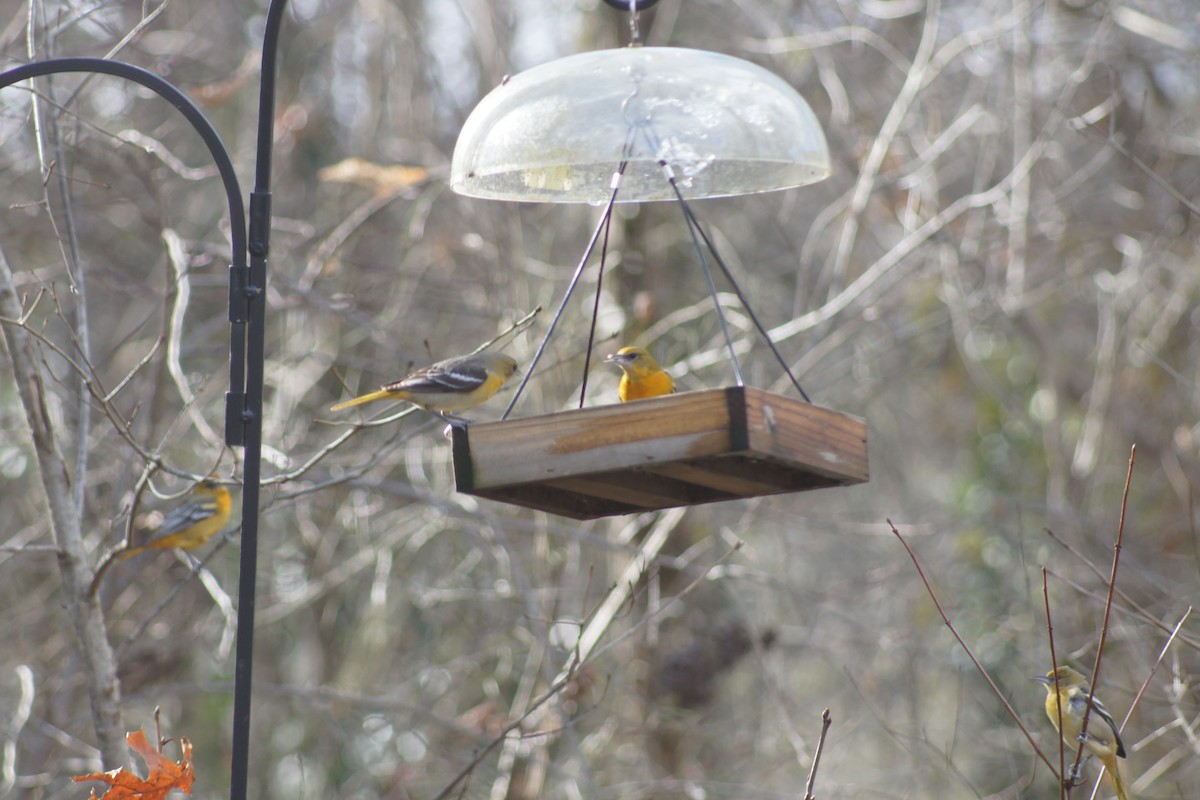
[661,159,745,387]
[503,67,812,416]
[624,89,751,391]
[637,119,812,402]
[501,160,629,420]
[577,177,621,408]
[625,120,743,387]
[673,193,813,402]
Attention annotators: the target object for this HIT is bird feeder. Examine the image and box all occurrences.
[448,12,867,518]
[452,387,866,520]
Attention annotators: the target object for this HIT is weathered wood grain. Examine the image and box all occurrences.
[453,387,868,519]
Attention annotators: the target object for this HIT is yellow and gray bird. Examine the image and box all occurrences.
[119,478,233,560]
[331,351,519,420]
[1034,665,1130,800]
[604,346,675,402]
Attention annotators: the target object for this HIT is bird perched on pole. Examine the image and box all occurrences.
[1034,665,1130,800]
[604,346,675,402]
[331,351,519,420]
[119,477,233,560]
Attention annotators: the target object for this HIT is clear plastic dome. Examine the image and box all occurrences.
[451,47,830,203]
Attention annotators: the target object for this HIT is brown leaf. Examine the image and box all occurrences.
[184,52,259,107]
[318,157,429,197]
[72,729,194,799]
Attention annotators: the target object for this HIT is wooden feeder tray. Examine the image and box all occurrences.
[452,386,868,519]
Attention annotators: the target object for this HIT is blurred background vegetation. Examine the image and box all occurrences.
[1,1,1198,798]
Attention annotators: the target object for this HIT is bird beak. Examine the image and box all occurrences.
[604,352,627,365]
[1032,675,1051,684]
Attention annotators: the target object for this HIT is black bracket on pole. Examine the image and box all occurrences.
[227,2,288,798]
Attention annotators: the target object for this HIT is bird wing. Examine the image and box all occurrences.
[157,497,219,535]
[1067,690,1127,757]
[386,360,489,395]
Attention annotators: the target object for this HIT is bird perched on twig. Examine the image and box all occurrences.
[119,478,232,560]
[604,346,675,402]
[331,351,519,421]
[1034,665,1130,800]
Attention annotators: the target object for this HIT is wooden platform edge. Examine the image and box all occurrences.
[452,387,868,503]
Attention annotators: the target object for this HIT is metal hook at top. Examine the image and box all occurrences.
[601,0,660,9]
[601,0,659,44]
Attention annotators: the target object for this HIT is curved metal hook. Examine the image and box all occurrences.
[1,57,247,262]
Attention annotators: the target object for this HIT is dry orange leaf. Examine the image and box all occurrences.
[184,51,260,107]
[318,157,429,197]
[72,729,194,799]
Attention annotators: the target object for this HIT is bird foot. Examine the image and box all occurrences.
[437,415,473,439]
[432,411,471,427]
[1065,757,1090,783]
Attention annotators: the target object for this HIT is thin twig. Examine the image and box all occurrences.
[888,519,1059,773]
[278,307,541,487]
[1041,561,1200,652]
[115,529,238,655]
[89,467,157,598]
[1123,607,1192,733]
[553,507,686,684]
[103,334,164,403]
[803,708,832,800]
[1042,568,1068,797]
[427,671,576,800]
[163,228,223,448]
[474,304,542,355]
[1071,445,1135,785]
[154,707,165,750]
[0,310,197,481]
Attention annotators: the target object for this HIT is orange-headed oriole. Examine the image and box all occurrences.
[119,478,232,560]
[331,351,518,416]
[1034,665,1130,800]
[604,346,675,402]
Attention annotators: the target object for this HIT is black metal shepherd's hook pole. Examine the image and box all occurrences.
[2,2,288,793]
[226,1,289,798]
[0,50,248,777]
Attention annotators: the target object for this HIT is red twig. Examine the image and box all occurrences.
[1042,568,1067,798]
[888,519,1058,773]
[1071,445,1134,786]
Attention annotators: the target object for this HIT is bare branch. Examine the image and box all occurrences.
[803,708,832,800]
[0,243,124,765]
[1071,445,1135,787]
[889,519,1059,774]
[1042,568,1068,797]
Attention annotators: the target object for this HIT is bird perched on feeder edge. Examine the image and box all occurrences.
[119,477,233,560]
[1034,665,1130,800]
[604,346,675,402]
[331,351,519,421]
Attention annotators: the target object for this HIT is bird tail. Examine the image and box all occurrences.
[331,388,397,411]
[1103,754,1129,800]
